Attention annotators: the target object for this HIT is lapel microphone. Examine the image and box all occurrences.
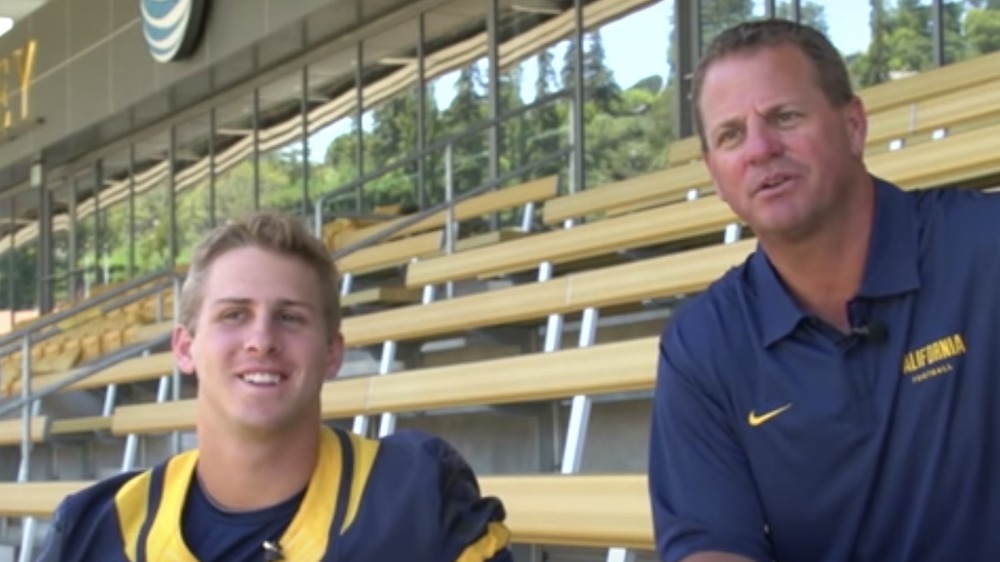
[263,540,284,562]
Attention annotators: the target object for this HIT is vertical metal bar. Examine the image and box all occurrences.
[208,109,217,228]
[35,162,52,313]
[340,272,354,296]
[8,197,16,326]
[539,262,563,353]
[355,41,365,213]
[606,548,637,562]
[253,89,261,210]
[559,307,599,474]
[932,0,944,67]
[417,12,428,210]
[102,384,118,417]
[67,180,77,299]
[92,161,103,287]
[520,201,535,232]
[168,127,178,268]
[301,67,310,214]
[675,0,698,139]
[792,0,800,22]
[724,223,742,244]
[487,0,502,229]
[377,348,399,434]
[128,144,136,276]
[18,334,33,483]
[444,144,456,256]
[571,0,586,192]
[17,518,37,562]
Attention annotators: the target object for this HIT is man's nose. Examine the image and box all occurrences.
[743,118,783,165]
[244,320,279,355]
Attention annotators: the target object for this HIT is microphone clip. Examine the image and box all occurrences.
[263,540,284,562]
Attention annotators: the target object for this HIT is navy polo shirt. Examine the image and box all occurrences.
[649,178,1000,562]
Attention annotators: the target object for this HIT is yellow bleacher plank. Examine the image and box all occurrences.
[859,50,1000,113]
[481,474,652,550]
[340,287,422,308]
[867,79,1000,147]
[109,338,658,437]
[869,122,1000,189]
[29,352,175,395]
[542,163,707,226]
[336,175,559,248]
[407,197,735,287]
[112,400,197,435]
[50,415,113,435]
[335,230,445,275]
[0,416,49,445]
[346,239,754,347]
[667,136,702,167]
[0,481,91,517]
[0,473,654,551]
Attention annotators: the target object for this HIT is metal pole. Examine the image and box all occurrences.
[128,144,136,276]
[932,0,944,67]
[417,12,427,210]
[571,0,586,192]
[300,67,310,216]
[253,89,261,210]
[168,126,178,268]
[487,0,501,228]
[355,40,365,213]
[208,108,217,228]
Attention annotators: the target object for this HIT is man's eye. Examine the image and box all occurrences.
[715,129,740,148]
[279,312,304,324]
[220,309,246,322]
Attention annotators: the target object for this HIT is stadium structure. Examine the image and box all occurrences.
[0,0,998,560]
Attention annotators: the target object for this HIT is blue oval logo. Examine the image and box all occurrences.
[140,0,210,63]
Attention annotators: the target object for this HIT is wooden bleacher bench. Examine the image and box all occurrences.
[481,474,652,550]
[407,197,736,288]
[335,175,559,249]
[0,481,91,517]
[0,416,50,446]
[542,163,706,226]
[346,239,754,347]
[336,230,445,276]
[860,50,1000,114]
[545,119,1000,226]
[0,473,655,552]
[105,337,657,436]
[49,415,113,435]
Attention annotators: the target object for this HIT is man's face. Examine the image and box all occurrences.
[699,44,867,240]
[173,245,343,437]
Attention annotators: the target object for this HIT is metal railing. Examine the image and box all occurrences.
[313,90,572,236]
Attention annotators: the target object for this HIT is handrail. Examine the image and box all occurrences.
[0,277,177,360]
[330,145,572,261]
[0,267,178,353]
[313,90,571,225]
[0,332,174,419]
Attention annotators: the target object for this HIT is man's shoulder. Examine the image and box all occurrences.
[55,470,142,521]
[35,471,144,562]
[374,429,475,482]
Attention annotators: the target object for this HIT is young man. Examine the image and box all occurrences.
[37,212,513,561]
[648,19,1000,562]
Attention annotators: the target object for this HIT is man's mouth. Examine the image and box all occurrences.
[238,372,287,386]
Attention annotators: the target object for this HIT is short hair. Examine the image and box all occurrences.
[691,19,854,151]
[178,211,340,341]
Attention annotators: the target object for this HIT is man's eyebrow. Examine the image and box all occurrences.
[209,297,315,309]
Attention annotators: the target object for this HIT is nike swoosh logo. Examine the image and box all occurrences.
[748,403,792,427]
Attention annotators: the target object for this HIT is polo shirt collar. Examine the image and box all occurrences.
[753,176,921,347]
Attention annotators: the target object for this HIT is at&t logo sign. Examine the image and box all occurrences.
[140,0,210,63]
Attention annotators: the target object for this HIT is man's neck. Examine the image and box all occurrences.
[760,177,876,333]
[195,421,320,511]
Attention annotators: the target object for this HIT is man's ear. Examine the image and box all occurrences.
[844,95,868,158]
[325,333,345,382]
[172,324,197,376]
